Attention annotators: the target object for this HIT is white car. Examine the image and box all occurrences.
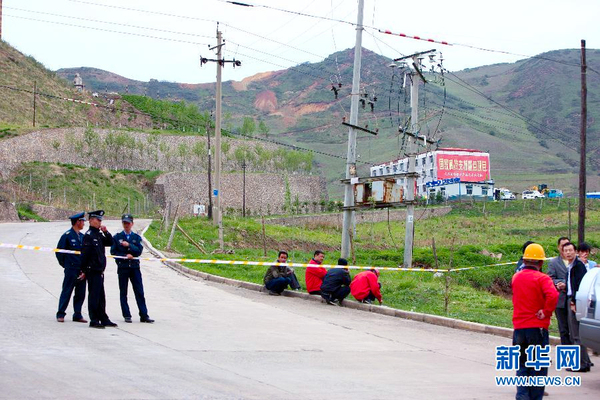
[522,190,544,200]
[499,189,516,200]
[575,267,600,352]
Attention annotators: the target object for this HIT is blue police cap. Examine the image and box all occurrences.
[69,212,86,222]
[121,214,134,223]
[88,210,105,220]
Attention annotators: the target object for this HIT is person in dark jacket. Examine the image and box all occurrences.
[55,212,88,323]
[81,210,116,329]
[264,251,299,295]
[320,258,351,306]
[547,236,572,345]
[111,214,154,323]
[564,242,592,372]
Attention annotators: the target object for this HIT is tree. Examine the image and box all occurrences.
[258,120,270,137]
[240,117,256,137]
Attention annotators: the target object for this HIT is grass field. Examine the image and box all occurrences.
[144,199,600,334]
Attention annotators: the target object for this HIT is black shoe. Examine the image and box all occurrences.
[89,322,105,329]
[268,290,281,296]
[102,320,118,327]
[140,317,154,323]
[361,299,373,304]
[124,317,132,323]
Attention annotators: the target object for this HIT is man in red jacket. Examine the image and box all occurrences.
[511,243,559,400]
[305,250,327,295]
[350,269,382,304]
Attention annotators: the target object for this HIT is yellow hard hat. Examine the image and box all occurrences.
[523,243,546,261]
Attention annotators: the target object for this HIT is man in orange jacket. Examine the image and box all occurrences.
[350,269,382,304]
[305,250,327,295]
[511,243,559,400]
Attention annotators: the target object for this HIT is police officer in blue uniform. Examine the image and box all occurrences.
[55,212,88,323]
[81,210,117,329]
[111,214,154,323]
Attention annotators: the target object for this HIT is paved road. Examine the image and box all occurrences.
[0,221,598,399]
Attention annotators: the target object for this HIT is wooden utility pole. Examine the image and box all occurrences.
[32,81,37,127]
[578,39,587,244]
[341,0,364,259]
[242,160,246,217]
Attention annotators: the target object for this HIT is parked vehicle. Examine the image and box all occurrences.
[499,188,516,200]
[546,189,563,199]
[575,267,600,352]
[521,190,544,200]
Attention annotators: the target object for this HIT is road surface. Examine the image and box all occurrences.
[0,220,598,399]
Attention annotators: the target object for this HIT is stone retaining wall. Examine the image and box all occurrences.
[153,172,328,216]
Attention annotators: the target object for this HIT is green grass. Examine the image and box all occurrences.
[144,201,600,334]
[12,162,160,217]
[16,204,48,222]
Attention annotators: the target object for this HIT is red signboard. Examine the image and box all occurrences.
[436,154,490,181]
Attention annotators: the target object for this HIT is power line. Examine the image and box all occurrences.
[4,6,214,40]
[4,14,211,47]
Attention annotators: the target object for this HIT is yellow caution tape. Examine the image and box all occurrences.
[1,241,543,273]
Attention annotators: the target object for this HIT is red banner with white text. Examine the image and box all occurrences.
[436,154,490,181]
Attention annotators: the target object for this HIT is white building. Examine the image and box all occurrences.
[370,148,494,201]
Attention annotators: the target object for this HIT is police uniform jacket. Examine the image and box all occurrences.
[110,231,143,271]
[56,229,84,270]
[81,226,113,273]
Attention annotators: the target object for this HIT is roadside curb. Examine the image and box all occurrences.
[139,224,561,345]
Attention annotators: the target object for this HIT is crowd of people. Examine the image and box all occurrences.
[55,211,154,328]
[263,250,383,306]
[511,237,597,399]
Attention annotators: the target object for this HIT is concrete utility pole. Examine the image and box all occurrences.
[578,39,587,244]
[341,0,364,259]
[393,49,435,268]
[201,26,241,249]
[214,29,224,249]
[206,116,213,220]
[0,0,3,41]
[404,58,419,268]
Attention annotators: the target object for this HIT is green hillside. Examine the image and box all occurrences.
[60,47,600,197]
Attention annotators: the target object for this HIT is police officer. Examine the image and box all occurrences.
[81,210,117,329]
[55,212,87,323]
[111,214,154,323]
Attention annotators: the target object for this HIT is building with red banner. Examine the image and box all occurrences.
[369,148,494,201]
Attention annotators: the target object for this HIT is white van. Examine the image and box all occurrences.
[575,268,600,352]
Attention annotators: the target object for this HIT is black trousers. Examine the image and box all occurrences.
[87,271,109,324]
[118,268,149,319]
[555,305,572,345]
[57,268,86,319]
[322,286,351,303]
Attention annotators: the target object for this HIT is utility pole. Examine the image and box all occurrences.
[201,26,241,250]
[578,39,587,244]
[341,0,364,259]
[0,0,3,41]
[206,115,213,220]
[242,160,246,217]
[393,49,435,268]
[32,81,37,127]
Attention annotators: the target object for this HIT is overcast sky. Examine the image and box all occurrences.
[3,0,598,84]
